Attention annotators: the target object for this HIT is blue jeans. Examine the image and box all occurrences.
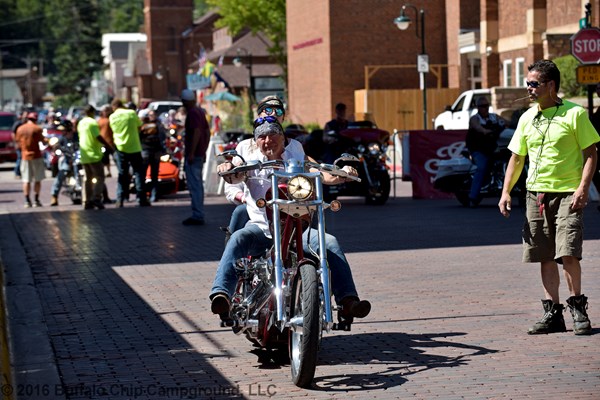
[184,157,205,220]
[229,204,249,232]
[469,151,490,201]
[14,149,21,177]
[142,149,161,200]
[114,151,147,203]
[210,225,359,304]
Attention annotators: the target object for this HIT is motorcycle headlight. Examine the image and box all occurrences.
[287,175,313,201]
[367,142,381,155]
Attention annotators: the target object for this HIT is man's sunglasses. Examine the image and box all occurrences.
[263,106,284,117]
[525,80,545,88]
[253,115,278,129]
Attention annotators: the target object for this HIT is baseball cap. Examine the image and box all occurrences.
[181,89,196,101]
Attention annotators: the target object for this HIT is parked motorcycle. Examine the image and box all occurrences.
[433,128,527,206]
[321,121,391,205]
[218,151,361,388]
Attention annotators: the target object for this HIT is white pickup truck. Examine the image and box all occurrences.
[433,89,492,130]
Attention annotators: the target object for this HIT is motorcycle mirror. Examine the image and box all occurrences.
[218,149,246,164]
[334,153,359,165]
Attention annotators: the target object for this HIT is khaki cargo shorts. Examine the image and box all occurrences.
[20,158,46,183]
[522,191,583,264]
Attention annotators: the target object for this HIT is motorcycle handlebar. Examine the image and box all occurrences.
[218,159,361,182]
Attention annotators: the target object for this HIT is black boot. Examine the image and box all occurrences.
[528,299,566,335]
[566,295,592,335]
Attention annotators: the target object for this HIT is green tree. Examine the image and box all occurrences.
[206,0,287,90]
[554,55,586,98]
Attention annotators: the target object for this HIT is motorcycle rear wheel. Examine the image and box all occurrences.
[289,263,320,388]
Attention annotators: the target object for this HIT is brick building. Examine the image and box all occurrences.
[286,0,600,129]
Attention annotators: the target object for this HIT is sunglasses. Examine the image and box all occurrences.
[525,80,545,88]
[263,106,284,117]
[253,115,279,129]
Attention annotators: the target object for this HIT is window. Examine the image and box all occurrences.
[503,59,513,87]
[516,58,526,87]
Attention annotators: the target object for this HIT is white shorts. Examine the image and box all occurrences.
[20,158,46,183]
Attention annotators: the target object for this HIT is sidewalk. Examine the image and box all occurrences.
[0,166,599,399]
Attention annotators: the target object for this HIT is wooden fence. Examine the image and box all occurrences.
[354,88,461,132]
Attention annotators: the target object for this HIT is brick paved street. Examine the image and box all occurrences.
[0,162,599,399]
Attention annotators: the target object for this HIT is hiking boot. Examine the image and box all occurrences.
[528,299,566,335]
[566,295,592,335]
[50,195,58,206]
[210,293,232,324]
[339,296,371,319]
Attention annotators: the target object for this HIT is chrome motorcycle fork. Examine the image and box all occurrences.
[270,174,286,325]
[360,157,375,187]
[315,175,333,330]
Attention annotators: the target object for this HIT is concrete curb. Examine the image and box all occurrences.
[0,217,65,400]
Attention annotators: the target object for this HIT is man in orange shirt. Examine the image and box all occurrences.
[15,112,46,207]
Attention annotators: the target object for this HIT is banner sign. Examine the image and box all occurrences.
[186,74,211,90]
[408,130,468,199]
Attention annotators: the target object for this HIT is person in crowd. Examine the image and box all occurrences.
[588,82,600,211]
[79,105,113,210]
[181,89,210,225]
[140,110,167,202]
[465,96,506,207]
[98,104,115,204]
[11,110,28,179]
[50,120,78,206]
[15,112,46,207]
[499,59,599,336]
[109,99,150,207]
[211,118,371,324]
[322,102,350,163]
[175,106,187,125]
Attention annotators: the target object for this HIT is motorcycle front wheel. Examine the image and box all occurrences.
[289,262,320,388]
[365,170,391,205]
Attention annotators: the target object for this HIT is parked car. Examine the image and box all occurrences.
[146,101,182,119]
[0,112,17,163]
[433,89,492,130]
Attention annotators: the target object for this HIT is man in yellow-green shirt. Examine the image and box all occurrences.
[78,105,113,210]
[499,59,599,336]
[109,99,150,207]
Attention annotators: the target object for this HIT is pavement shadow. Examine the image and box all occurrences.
[311,331,499,392]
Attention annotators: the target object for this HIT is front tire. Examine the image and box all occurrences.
[365,170,391,205]
[289,263,320,388]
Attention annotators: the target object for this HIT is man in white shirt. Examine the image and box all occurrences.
[210,118,371,324]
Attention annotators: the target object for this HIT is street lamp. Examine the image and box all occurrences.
[394,4,428,130]
[233,48,254,102]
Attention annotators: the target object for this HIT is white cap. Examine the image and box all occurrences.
[181,89,195,101]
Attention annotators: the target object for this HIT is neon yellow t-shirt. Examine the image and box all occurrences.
[508,100,600,192]
[109,108,142,153]
[77,116,103,164]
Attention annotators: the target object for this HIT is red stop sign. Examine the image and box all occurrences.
[571,28,600,64]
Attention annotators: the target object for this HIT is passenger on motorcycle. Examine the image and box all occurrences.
[211,118,372,323]
[465,97,506,207]
[50,120,78,206]
[222,96,287,241]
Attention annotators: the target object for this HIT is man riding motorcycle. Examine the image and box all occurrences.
[210,117,371,324]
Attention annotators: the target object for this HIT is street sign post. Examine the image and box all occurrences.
[570,28,600,64]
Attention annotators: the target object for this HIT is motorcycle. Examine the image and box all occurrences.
[322,121,391,205]
[51,136,83,205]
[217,151,361,388]
[433,128,527,206]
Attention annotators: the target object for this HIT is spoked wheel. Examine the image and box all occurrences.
[289,263,320,388]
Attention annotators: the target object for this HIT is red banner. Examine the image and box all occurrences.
[409,130,468,199]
